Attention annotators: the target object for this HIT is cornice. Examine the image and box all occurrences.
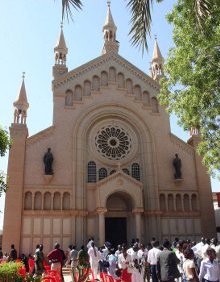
[52,53,160,91]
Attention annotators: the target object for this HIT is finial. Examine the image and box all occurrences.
[60,21,63,29]
[154,34,157,40]
[107,0,111,7]
[22,72,25,80]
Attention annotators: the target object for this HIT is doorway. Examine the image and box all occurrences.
[105,217,127,247]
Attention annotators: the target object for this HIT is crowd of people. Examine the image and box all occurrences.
[1,236,220,282]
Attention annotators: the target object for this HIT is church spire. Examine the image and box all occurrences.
[151,37,164,81]
[54,22,68,66]
[102,1,119,55]
[53,23,68,78]
[13,73,29,124]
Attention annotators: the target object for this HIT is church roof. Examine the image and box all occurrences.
[152,39,163,62]
[55,25,68,52]
[13,75,29,110]
[103,1,117,31]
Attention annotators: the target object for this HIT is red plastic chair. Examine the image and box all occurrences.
[28,258,35,273]
[41,276,57,282]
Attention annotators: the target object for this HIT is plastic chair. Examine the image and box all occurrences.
[41,276,57,282]
[28,258,35,273]
[100,272,106,282]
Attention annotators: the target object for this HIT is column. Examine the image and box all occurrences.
[97,208,107,246]
[132,208,144,240]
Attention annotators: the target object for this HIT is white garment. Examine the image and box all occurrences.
[87,240,94,250]
[88,246,100,279]
[118,253,132,272]
[147,247,161,265]
[213,244,220,262]
[192,242,204,259]
[201,244,210,259]
[127,247,134,256]
[199,258,220,282]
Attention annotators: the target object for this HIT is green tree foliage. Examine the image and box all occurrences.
[0,127,10,196]
[159,0,220,176]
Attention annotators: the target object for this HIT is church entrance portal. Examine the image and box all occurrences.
[105,217,127,247]
[105,192,133,247]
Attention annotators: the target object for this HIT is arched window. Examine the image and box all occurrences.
[151,97,159,113]
[74,85,82,101]
[63,192,70,210]
[84,80,91,96]
[110,170,116,175]
[88,161,96,183]
[53,192,61,210]
[65,90,73,106]
[126,79,133,94]
[99,168,107,180]
[34,192,42,210]
[24,192,32,210]
[143,91,150,105]
[92,76,100,91]
[44,192,51,210]
[132,163,140,181]
[122,168,129,175]
[134,85,141,100]
[101,71,108,86]
[117,73,125,88]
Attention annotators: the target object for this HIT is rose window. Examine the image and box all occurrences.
[95,126,132,160]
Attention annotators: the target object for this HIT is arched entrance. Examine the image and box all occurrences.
[105,192,133,246]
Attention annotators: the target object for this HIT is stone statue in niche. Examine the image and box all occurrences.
[44,148,54,175]
[173,153,182,179]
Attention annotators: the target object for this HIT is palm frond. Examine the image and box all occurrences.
[61,0,83,21]
[126,0,163,54]
[193,0,212,27]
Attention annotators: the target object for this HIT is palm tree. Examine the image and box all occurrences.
[61,0,212,52]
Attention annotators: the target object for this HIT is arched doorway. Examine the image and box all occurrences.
[105,192,133,247]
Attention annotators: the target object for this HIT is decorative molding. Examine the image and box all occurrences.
[23,210,88,217]
[52,53,160,91]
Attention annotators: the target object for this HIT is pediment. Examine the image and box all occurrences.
[97,170,143,188]
[95,170,143,209]
[52,52,159,93]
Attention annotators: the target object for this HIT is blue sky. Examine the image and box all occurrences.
[0,0,219,228]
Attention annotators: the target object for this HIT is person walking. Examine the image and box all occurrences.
[199,247,220,282]
[34,244,45,276]
[47,243,66,281]
[118,246,132,282]
[88,242,100,279]
[183,248,199,282]
[157,239,180,282]
[8,244,17,261]
[147,240,161,282]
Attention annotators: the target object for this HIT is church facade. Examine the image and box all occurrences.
[3,4,216,254]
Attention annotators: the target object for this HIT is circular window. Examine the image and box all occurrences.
[95,126,132,160]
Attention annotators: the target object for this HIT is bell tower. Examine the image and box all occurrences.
[3,74,29,253]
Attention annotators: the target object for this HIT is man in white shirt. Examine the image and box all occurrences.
[199,247,220,282]
[147,241,161,282]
